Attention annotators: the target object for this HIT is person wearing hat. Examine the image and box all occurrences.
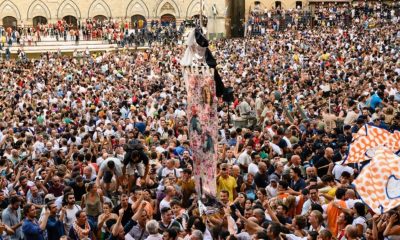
[266,175,279,198]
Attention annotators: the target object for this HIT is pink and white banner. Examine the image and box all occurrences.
[185,67,218,196]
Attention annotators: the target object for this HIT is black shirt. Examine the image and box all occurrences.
[254,172,269,188]
[314,156,331,177]
[113,204,133,227]
[69,181,87,201]
[0,199,9,211]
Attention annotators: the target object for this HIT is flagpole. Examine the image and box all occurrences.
[200,0,204,28]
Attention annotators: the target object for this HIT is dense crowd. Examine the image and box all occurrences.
[0,18,185,49]
[246,2,400,35]
[0,2,399,240]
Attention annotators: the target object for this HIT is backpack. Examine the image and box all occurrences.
[123,139,145,165]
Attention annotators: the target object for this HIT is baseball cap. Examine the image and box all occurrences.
[270,175,279,183]
[44,194,56,203]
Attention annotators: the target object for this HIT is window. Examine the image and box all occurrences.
[275,1,282,9]
[296,1,303,9]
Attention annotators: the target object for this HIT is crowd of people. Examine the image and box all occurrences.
[0,1,399,240]
[246,2,400,35]
[0,17,185,49]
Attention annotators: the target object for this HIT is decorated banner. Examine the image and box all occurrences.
[184,67,218,196]
[344,124,400,164]
[353,146,400,213]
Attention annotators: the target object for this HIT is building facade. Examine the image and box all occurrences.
[0,0,229,38]
[1,0,397,38]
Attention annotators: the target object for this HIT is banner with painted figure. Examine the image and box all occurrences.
[184,67,218,196]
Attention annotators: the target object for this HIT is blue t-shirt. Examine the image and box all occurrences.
[22,218,45,240]
[134,122,146,134]
[290,178,307,192]
[369,94,382,109]
[46,216,64,240]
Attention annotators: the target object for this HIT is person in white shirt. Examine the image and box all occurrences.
[345,189,362,209]
[237,145,253,173]
[247,154,260,176]
[301,186,325,215]
[308,210,325,232]
[344,107,360,125]
[159,186,176,213]
[332,164,354,182]
[352,202,367,236]
[266,176,279,198]
[161,159,180,178]
[62,192,82,233]
[96,157,123,195]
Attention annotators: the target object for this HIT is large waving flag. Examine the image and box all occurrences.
[345,125,400,164]
[184,67,218,196]
[353,147,400,213]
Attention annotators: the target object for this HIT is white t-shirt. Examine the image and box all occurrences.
[346,198,362,209]
[100,157,123,177]
[64,204,82,233]
[332,164,354,181]
[248,163,259,176]
[159,198,171,210]
[352,216,367,234]
[237,151,252,167]
[161,168,180,178]
[266,184,278,198]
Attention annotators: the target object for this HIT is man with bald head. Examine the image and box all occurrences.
[231,165,244,193]
[305,166,321,184]
[314,147,334,177]
[284,154,305,178]
[345,189,361,210]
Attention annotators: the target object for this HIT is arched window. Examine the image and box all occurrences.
[131,15,146,29]
[63,15,78,28]
[161,14,176,26]
[33,16,48,27]
[93,15,107,23]
[296,1,303,9]
[2,16,17,29]
[275,1,282,9]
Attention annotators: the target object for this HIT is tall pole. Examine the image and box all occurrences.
[200,0,204,28]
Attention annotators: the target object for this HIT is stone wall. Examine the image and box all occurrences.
[0,0,342,38]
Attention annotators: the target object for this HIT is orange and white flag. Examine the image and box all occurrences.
[354,146,400,213]
[345,125,400,164]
